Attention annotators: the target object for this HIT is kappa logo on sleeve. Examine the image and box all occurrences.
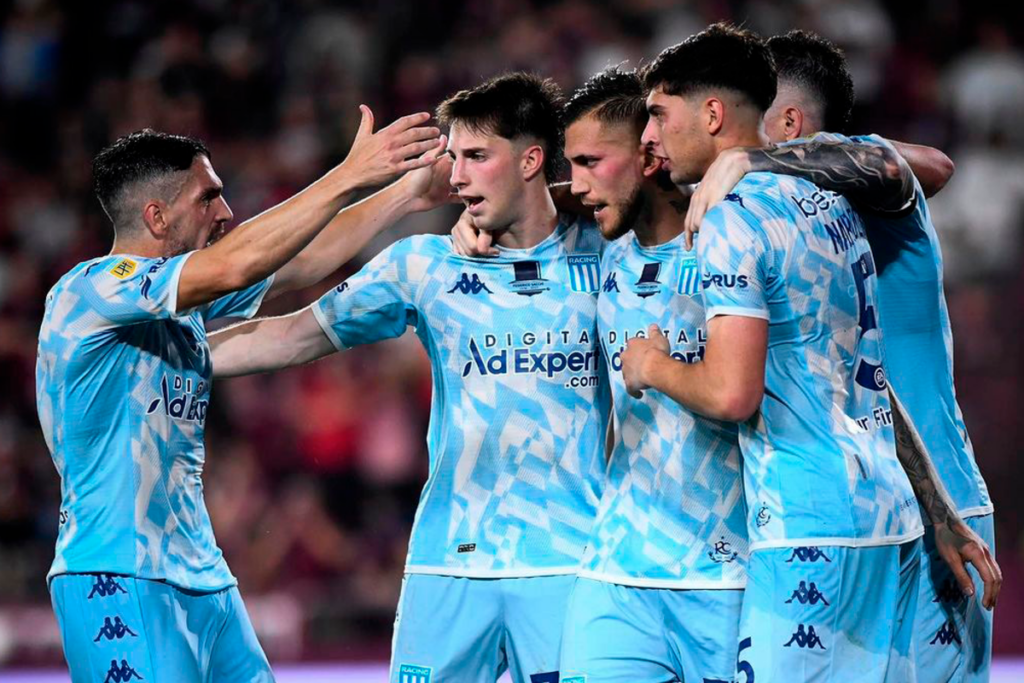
[109,258,138,280]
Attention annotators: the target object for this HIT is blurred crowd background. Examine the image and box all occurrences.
[1,0,1023,667]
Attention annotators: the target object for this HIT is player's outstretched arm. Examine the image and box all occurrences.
[888,140,955,198]
[266,136,454,298]
[178,106,442,311]
[684,137,915,239]
[889,387,1002,610]
[620,319,767,422]
[209,308,335,378]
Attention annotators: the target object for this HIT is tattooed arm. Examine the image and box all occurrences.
[889,387,1002,609]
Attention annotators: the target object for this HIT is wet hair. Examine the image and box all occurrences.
[93,129,209,231]
[767,30,855,133]
[437,72,565,182]
[642,23,777,113]
[564,66,647,136]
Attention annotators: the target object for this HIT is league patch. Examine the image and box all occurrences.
[398,663,432,683]
[109,258,138,280]
[566,253,600,293]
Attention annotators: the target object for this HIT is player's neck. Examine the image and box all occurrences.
[493,184,559,250]
[714,122,769,159]
[634,184,689,247]
[110,237,164,259]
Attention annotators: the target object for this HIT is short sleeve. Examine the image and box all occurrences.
[74,253,193,327]
[201,275,275,322]
[697,201,772,321]
[311,239,419,351]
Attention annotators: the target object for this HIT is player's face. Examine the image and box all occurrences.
[448,123,525,232]
[566,116,647,241]
[164,156,233,256]
[642,87,709,185]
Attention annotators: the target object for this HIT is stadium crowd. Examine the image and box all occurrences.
[0,0,1022,665]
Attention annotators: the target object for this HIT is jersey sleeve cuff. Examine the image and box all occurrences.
[310,301,348,352]
[169,251,197,319]
[705,305,770,321]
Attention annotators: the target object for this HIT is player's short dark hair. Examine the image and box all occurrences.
[767,30,855,134]
[437,72,565,182]
[564,66,647,137]
[93,129,210,230]
[642,23,777,113]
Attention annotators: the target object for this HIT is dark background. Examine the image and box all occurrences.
[0,0,1022,665]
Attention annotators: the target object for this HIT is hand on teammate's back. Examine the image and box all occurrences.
[341,105,444,190]
[683,147,752,249]
[935,519,1003,610]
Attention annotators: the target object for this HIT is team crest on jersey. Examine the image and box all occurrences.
[109,258,138,280]
[633,262,662,298]
[398,664,432,683]
[566,253,600,293]
[561,677,587,683]
[509,261,549,297]
[677,257,700,296]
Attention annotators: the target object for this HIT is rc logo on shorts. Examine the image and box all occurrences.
[785,581,830,606]
[566,253,600,293]
[930,621,962,646]
[87,575,128,600]
[785,547,832,563]
[398,664,432,683]
[103,659,143,682]
[755,503,771,527]
[784,624,826,650]
[708,537,739,564]
[93,616,137,642]
[447,273,493,296]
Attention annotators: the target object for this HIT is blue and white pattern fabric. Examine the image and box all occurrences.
[578,231,746,589]
[36,253,272,591]
[312,216,609,577]
[697,172,924,551]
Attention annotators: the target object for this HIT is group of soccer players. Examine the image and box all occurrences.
[36,19,1001,683]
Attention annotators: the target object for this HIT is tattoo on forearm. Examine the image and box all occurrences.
[890,392,954,527]
[746,139,914,213]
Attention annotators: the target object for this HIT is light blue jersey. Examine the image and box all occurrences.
[698,172,923,551]
[578,231,746,589]
[36,253,272,591]
[846,134,991,519]
[312,217,609,578]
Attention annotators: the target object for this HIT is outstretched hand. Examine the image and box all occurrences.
[683,147,751,250]
[342,105,443,190]
[403,135,459,213]
[934,519,1002,610]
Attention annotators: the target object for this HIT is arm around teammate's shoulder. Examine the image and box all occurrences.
[887,140,955,198]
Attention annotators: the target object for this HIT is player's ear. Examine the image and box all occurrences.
[142,200,170,239]
[521,144,546,182]
[641,142,661,177]
[784,106,803,141]
[705,97,727,136]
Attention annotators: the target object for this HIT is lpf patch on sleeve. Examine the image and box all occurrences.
[109,258,138,280]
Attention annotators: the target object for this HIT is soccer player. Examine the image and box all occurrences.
[681,29,1001,683]
[36,109,447,683]
[551,67,747,683]
[627,25,925,682]
[207,73,609,683]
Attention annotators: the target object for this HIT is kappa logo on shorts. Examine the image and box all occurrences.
[93,616,138,641]
[109,258,138,280]
[785,581,830,606]
[930,621,962,646]
[103,659,143,682]
[785,547,832,563]
[784,624,826,650]
[398,664,432,683]
[87,575,128,599]
[933,578,965,604]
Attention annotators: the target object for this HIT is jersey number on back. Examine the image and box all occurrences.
[850,252,886,392]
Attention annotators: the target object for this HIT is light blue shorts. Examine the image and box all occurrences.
[737,541,921,683]
[559,577,743,683]
[390,574,573,683]
[50,573,273,683]
[914,514,994,683]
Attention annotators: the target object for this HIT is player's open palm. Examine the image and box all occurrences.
[684,147,751,249]
[934,519,1002,610]
[342,105,443,190]
[405,135,459,213]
